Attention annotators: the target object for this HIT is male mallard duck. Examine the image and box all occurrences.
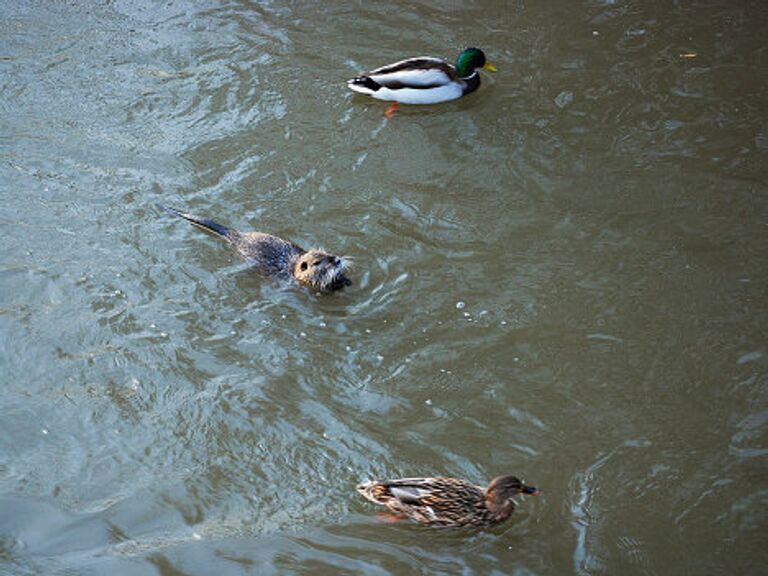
[347,47,497,116]
[357,474,538,527]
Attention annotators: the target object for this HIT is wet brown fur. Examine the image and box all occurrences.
[159,205,351,293]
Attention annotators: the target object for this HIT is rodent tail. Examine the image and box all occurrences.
[157,204,231,239]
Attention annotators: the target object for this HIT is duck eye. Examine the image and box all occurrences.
[313,260,321,267]
[300,262,308,271]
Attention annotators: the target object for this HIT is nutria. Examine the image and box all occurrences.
[158,205,351,293]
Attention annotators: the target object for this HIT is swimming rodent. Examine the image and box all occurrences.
[158,205,352,293]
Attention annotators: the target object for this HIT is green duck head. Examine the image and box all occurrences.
[455,47,497,78]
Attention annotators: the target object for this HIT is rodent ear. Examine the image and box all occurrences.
[300,261,308,271]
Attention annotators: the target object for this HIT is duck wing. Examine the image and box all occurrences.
[363,57,457,89]
[359,477,485,519]
[385,478,489,525]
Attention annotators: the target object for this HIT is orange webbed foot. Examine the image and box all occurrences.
[375,512,406,523]
[384,102,398,119]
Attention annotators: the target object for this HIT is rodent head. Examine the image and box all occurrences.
[293,250,352,293]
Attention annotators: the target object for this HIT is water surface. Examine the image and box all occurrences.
[1,0,767,574]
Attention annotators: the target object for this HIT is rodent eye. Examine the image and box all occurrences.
[300,262,308,271]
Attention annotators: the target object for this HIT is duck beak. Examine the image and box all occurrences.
[523,486,540,495]
[483,62,497,72]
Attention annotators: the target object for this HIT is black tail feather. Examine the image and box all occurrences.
[157,204,231,238]
[350,76,381,92]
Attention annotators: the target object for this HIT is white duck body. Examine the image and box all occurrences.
[347,56,481,105]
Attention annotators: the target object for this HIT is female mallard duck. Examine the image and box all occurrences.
[347,47,497,116]
[357,474,538,527]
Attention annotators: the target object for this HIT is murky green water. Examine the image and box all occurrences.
[1,0,767,574]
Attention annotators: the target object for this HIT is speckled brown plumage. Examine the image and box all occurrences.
[357,475,539,527]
